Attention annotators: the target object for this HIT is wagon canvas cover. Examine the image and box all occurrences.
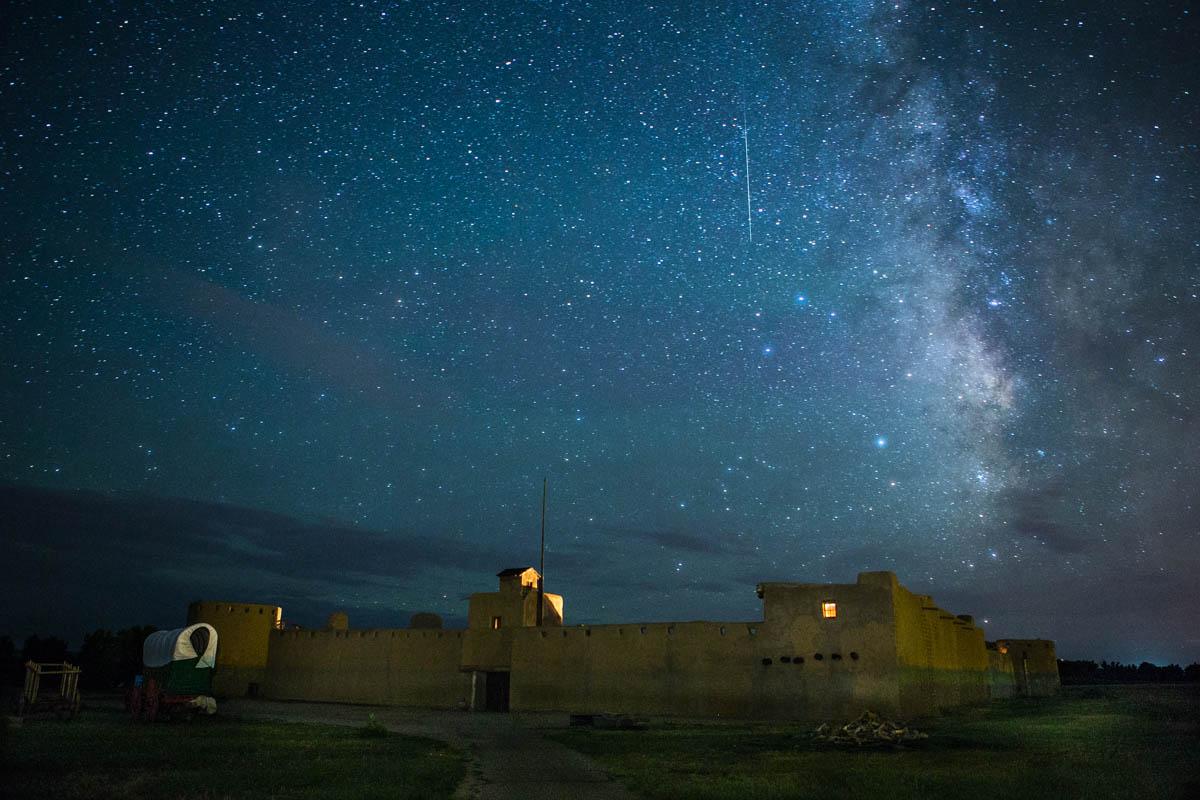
[142,623,218,695]
[143,623,218,668]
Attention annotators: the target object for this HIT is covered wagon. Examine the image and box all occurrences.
[128,623,218,721]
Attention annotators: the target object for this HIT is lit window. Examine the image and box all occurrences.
[491,616,502,630]
[822,601,837,619]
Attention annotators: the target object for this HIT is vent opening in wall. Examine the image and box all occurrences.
[795,656,804,665]
[814,653,824,661]
[832,652,843,661]
[761,658,772,666]
[850,651,860,660]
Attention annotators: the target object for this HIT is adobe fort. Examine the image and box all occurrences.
[187,568,1058,718]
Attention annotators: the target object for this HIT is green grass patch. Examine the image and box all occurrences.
[2,709,465,800]
[549,685,1200,800]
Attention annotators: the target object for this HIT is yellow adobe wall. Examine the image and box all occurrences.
[753,571,903,717]
[463,584,562,671]
[510,621,759,717]
[511,572,904,720]
[466,587,563,630]
[987,646,1016,698]
[264,627,471,707]
[187,600,281,698]
[995,639,1059,696]
[891,585,990,716]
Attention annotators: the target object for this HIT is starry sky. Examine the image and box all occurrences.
[2,1,1198,664]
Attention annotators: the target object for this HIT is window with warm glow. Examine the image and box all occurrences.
[491,616,502,630]
[821,601,837,619]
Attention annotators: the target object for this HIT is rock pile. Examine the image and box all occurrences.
[813,711,928,746]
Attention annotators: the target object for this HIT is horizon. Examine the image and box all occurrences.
[1,482,1193,666]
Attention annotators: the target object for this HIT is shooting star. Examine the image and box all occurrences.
[742,114,752,243]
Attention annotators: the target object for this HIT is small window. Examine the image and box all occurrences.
[761,657,773,666]
[822,601,837,619]
[491,616,502,630]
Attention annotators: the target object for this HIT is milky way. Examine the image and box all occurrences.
[2,1,1198,662]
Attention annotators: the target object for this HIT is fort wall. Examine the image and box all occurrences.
[753,572,902,717]
[892,585,990,716]
[987,645,1016,698]
[995,639,1059,697]
[263,627,471,708]
[510,621,759,717]
[186,569,1054,717]
[187,600,281,698]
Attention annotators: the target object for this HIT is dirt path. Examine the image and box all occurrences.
[221,699,635,800]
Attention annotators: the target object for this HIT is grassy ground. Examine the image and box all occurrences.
[2,708,465,800]
[550,685,1200,800]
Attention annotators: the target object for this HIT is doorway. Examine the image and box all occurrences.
[484,671,510,712]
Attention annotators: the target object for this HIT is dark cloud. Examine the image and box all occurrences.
[0,484,522,639]
[593,524,753,556]
[999,482,1088,554]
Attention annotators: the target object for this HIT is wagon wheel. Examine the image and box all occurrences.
[144,679,160,722]
[129,685,143,720]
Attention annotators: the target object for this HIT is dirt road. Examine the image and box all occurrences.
[220,699,635,800]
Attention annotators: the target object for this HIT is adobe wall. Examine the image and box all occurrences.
[511,572,904,720]
[510,621,757,717]
[891,585,990,716]
[187,601,281,698]
[263,627,471,708]
[753,571,903,717]
[463,587,563,671]
[995,639,1059,697]
[987,646,1016,699]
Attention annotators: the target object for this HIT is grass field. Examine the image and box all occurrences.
[1,709,465,800]
[550,685,1200,800]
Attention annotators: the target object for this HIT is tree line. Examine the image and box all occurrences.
[1058,659,1200,684]
[1,627,157,689]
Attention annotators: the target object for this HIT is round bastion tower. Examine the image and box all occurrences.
[186,601,282,698]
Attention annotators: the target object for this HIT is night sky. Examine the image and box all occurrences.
[2,1,1198,664]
